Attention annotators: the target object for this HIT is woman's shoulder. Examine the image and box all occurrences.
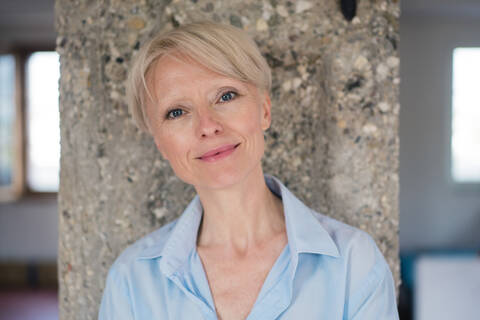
[309,209,387,273]
[310,210,378,255]
[310,209,392,292]
[310,210,398,317]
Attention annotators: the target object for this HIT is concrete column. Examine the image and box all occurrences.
[56,0,399,318]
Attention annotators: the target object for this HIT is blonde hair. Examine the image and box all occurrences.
[127,21,272,132]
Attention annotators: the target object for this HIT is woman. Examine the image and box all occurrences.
[99,21,399,319]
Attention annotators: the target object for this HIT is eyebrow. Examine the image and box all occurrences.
[157,82,246,108]
[214,86,241,98]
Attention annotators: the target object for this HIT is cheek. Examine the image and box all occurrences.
[153,127,188,160]
[243,118,262,135]
[238,111,266,151]
[234,103,265,134]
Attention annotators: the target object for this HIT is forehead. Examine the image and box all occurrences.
[147,54,255,105]
[152,55,236,87]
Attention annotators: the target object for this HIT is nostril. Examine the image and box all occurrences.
[197,117,223,137]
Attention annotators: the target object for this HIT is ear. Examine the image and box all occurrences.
[260,92,272,131]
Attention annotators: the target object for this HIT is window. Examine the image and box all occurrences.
[0,50,59,201]
[0,55,17,199]
[451,48,480,183]
[26,52,60,192]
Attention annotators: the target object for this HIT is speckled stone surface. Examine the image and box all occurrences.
[56,0,400,318]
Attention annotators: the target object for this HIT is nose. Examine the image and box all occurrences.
[195,107,224,138]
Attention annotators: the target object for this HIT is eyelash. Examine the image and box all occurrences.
[165,90,238,120]
[218,90,237,103]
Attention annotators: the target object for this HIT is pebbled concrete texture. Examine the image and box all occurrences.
[56,0,399,318]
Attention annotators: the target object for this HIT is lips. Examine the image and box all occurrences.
[197,143,240,161]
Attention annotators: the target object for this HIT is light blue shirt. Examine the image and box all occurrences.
[99,175,399,319]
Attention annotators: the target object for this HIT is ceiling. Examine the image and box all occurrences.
[0,0,55,50]
[1,0,480,50]
[402,0,480,19]
[0,0,54,29]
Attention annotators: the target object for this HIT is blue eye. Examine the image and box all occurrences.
[219,91,236,103]
[166,108,184,119]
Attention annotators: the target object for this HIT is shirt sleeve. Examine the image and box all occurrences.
[346,240,399,320]
[98,263,135,320]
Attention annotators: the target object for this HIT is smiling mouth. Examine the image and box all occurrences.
[197,143,241,161]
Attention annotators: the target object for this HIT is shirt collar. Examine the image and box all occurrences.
[137,174,339,276]
[137,196,203,276]
[264,175,339,258]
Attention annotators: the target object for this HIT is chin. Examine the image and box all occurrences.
[195,169,248,191]
[178,161,261,192]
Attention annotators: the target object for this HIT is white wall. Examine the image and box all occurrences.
[399,12,480,250]
[0,198,58,261]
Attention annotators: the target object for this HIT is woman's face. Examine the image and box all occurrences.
[146,54,271,191]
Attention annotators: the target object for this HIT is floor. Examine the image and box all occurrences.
[0,290,58,320]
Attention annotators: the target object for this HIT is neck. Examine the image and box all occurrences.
[195,166,285,254]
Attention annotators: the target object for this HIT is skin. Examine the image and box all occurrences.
[146,53,287,320]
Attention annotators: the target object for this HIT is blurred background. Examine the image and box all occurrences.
[0,0,479,319]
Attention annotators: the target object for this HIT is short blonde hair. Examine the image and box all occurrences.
[127,21,272,132]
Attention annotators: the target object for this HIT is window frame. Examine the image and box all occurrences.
[0,46,57,202]
[448,46,480,191]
